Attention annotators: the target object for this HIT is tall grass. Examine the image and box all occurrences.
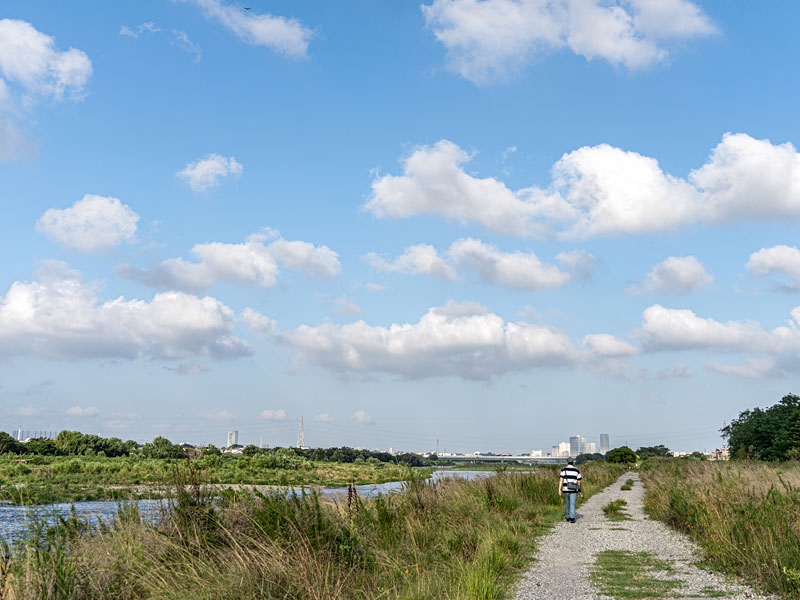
[640,458,800,598]
[1,462,624,599]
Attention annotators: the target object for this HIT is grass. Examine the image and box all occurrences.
[621,478,634,491]
[699,586,728,597]
[602,499,631,521]
[1,461,627,599]
[0,454,429,505]
[590,550,683,599]
[640,458,800,598]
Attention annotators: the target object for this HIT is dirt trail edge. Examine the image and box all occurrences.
[512,471,776,600]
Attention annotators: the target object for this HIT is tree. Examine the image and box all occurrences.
[607,446,637,464]
[722,394,800,460]
[575,453,605,465]
[636,445,671,459]
[0,432,22,454]
[142,436,186,459]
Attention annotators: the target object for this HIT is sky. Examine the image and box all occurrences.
[1,1,800,454]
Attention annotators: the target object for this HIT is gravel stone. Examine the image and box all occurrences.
[512,472,777,600]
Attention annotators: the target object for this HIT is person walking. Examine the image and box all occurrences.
[558,458,582,523]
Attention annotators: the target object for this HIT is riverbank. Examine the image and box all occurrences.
[0,454,430,505]
[1,462,625,598]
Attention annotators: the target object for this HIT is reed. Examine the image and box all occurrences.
[1,462,625,599]
[640,458,800,598]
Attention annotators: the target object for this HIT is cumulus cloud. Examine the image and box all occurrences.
[260,409,288,420]
[65,405,99,417]
[0,261,251,361]
[185,0,314,58]
[117,230,340,292]
[746,245,800,290]
[240,307,277,333]
[313,412,333,423]
[36,195,139,252]
[280,300,581,379]
[581,333,639,357]
[366,238,592,290]
[177,154,243,192]
[0,19,92,100]
[350,410,374,425]
[628,256,713,295]
[638,304,800,354]
[421,0,715,84]
[365,243,458,280]
[367,134,800,238]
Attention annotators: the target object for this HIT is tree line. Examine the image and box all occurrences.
[722,393,800,461]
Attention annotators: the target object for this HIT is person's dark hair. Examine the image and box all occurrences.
[567,458,574,465]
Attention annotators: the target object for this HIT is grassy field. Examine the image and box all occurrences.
[640,458,800,598]
[1,462,626,599]
[0,454,427,505]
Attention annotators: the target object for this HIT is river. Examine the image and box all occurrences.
[0,470,499,545]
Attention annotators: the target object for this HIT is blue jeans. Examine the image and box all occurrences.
[564,492,577,520]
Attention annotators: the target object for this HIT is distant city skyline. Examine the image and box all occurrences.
[1,2,796,455]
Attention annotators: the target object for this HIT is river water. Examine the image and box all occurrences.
[0,470,497,545]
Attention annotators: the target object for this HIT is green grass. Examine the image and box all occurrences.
[590,550,683,599]
[609,527,629,530]
[640,458,800,598]
[1,462,628,599]
[700,586,729,597]
[621,478,634,491]
[602,499,631,521]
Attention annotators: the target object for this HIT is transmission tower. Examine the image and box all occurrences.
[297,416,305,448]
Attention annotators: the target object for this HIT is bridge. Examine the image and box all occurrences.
[440,455,569,465]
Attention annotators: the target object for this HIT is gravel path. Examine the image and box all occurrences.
[512,472,776,600]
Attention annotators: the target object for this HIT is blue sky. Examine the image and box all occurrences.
[2,0,800,454]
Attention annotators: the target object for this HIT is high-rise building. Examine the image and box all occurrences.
[569,435,581,457]
[579,435,587,454]
[226,430,238,448]
[559,441,570,456]
[551,445,560,457]
[587,442,597,454]
[599,433,610,455]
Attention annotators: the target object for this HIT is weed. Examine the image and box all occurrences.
[590,550,683,599]
[602,499,631,521]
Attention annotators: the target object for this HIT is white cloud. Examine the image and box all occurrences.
[36,195,139,252]
[186,0,314,58]
[638,304,800,354]
[313,412,333,423]
[421,0,715,84]
[366,238,591,291]
[367,134,800,239]
[0,19,92,100]
[0,261,251,361]
[365,282,387,293]
[177,154,243,192]
[449,238,582,290]
[707,358,777,379]
[365,243,458,280]
[260,409,288,420]
[628,256,713,295]
[656,361,692,379]
[746,245,800,289]
[350,410,374,425]
[280,300,579,379]
[199,409,237,420]
[117,230,340,292]
[581,333,639,357]
[119,22,161,38]
[65,405,99,417]
[240,307,277,333]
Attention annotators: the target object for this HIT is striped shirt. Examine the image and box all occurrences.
[560,465,582,492]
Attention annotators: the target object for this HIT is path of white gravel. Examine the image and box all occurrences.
[512,471,777,600]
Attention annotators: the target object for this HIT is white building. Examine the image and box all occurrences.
[599,433,610,455]
[587,442,597,454]
[226,430,239,448]
[530,449,543,457]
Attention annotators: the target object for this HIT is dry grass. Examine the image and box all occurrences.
[640,458,800,598]
[0,463,625,599]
